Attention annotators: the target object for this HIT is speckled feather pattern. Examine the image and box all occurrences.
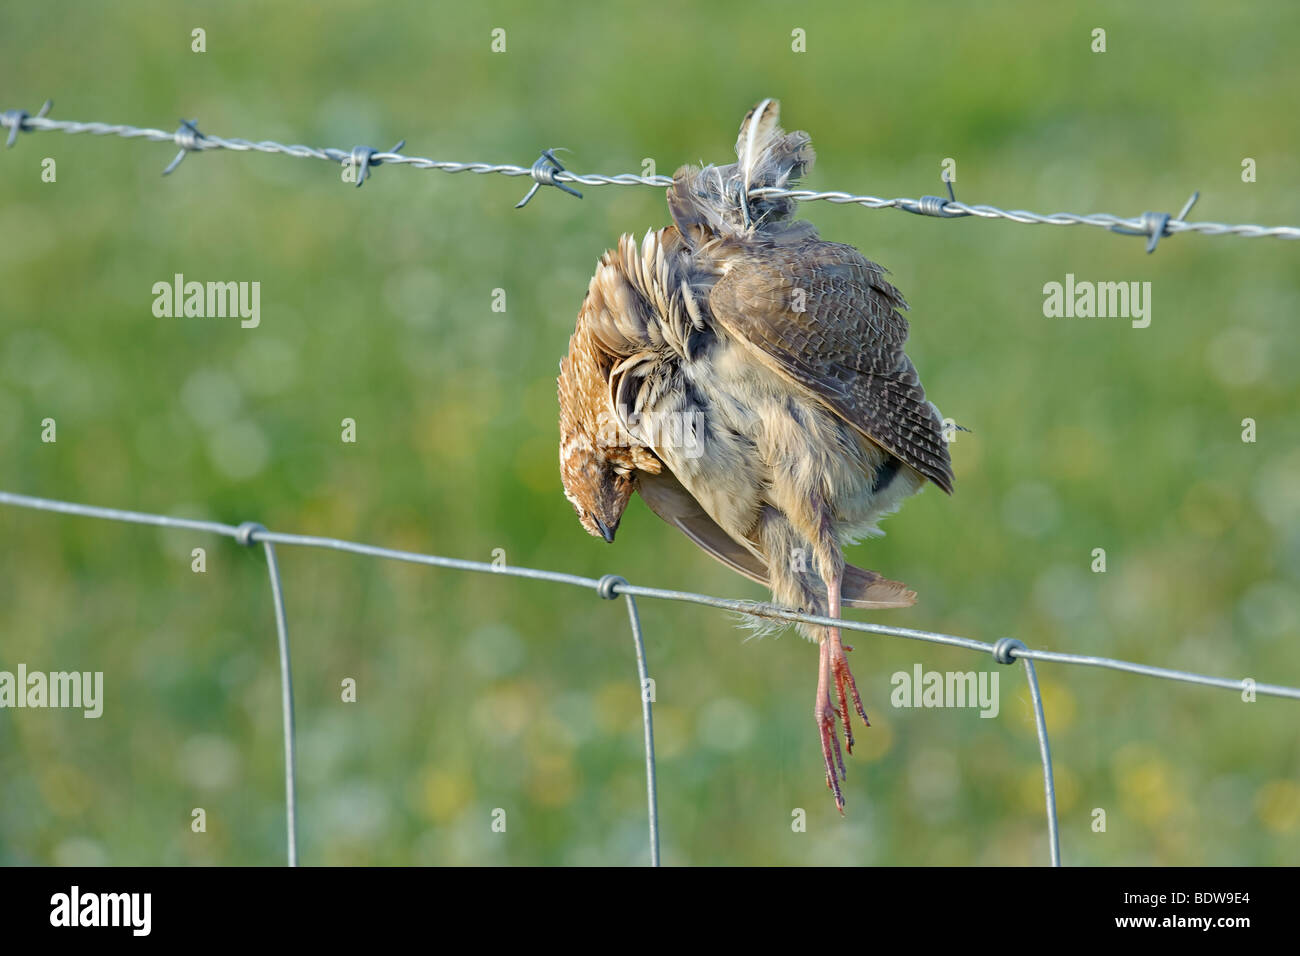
[558,100,952,629]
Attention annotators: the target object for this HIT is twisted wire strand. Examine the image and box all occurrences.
[4,109,1299,242]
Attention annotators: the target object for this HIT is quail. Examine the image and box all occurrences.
[558,99,953,810]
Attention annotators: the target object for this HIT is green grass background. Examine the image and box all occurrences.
[1,0,1298,865]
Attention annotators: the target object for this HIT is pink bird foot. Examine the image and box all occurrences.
[815,632,870,813]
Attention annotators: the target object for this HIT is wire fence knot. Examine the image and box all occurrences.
[993,637,1026,665]
[597,574,627,600]
[516,148,583,208]
[905,178,969,219]
[235,521,266,547]
[162,119,205,176]
[346,139,405,188]
[1110,191,1200,253]
[2,99,52,149]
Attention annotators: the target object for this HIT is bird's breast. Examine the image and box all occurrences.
[644,331,922,547]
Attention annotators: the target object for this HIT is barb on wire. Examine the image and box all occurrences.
[347,138,406,188]
[3,490,1299,868]
[902,174,971,220]
[2,98,52,148]
[4,103,1298,244]
[1108,191,1201,253]
[162,119,204,175]
[516,148,583,208]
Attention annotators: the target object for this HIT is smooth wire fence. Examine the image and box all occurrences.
[3,103,1300,867]
[4,490,1300,868]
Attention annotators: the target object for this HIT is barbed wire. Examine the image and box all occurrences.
[3,100,1297,867]
[4,101,1300,251]
[3,490,1297,867]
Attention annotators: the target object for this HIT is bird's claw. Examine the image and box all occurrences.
[816,633,869,814]
[817,704,845,812]
[831,640,870,753]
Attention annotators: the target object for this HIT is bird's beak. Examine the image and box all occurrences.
[595,518,617,543]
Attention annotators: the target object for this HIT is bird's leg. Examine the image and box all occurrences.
[825,570,870,753]
[815,634,847,810]
[813,538,871,814]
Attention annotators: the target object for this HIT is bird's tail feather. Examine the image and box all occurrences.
[841,564,917,609]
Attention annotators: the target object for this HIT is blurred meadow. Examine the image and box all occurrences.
[1,0,1298,865]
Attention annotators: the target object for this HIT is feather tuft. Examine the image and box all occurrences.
[667,98,816,244]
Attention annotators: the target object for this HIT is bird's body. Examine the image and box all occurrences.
[558,101,953,810]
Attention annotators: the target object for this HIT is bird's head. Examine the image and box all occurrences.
[558,341,636,544]
[559,435,635,544]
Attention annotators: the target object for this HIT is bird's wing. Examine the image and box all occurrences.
[707,240,954,493]
[637,470,771,586]
[637,470,916,609]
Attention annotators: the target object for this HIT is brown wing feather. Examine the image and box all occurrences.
[637,470,771,586]
[707,240,954,493]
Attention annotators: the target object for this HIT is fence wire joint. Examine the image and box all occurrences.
[993,637,1026,665]
[162,119,206,175]
[347,139,405,188]
[905,176,970,219]
[1111,190,1201,253]
[235,521,266,547]
[516,148,582,208]
[597,573,626,600]
[2,98,52,148]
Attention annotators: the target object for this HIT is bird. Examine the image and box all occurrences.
[557,99,953,811]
